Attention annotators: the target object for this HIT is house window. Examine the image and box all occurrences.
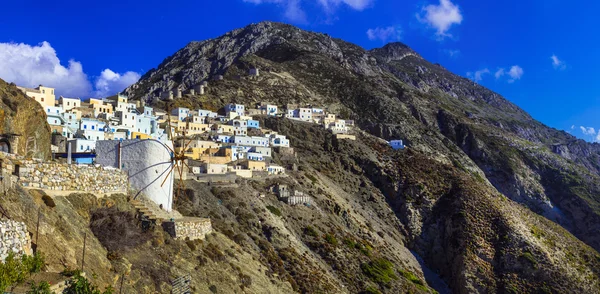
[41,98,44,102]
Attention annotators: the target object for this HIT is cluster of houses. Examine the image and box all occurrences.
[17,85,167,155]
[17,81,402,180]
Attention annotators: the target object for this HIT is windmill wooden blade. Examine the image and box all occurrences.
[160,163,176,187]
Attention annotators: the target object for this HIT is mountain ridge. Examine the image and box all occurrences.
[120,21,600,293]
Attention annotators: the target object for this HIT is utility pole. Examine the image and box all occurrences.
[35,208,41,254]
[81,232,87,272]
[119,274,126,294]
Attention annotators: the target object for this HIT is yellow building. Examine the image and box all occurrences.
[131,132,151,139]
[17,85,56,107]
[176,122,210,135]
[243,160,266,171]
[89,98,104,105]
[212,124,235,134]
[92,103,113,116]
[106,94,128,104]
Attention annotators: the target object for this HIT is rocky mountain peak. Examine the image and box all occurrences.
[369,42,421,62]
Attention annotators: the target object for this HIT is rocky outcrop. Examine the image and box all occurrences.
[0,79,51,159]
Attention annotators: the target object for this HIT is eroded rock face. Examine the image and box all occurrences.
[0,79,51,159]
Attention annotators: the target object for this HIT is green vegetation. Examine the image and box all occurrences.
[0,252,45,293]
[305,174,318,184]
[28,281,52,294]
[399,269,428,291]
[361,258,398,285]
[363,285,381,294]
[266,205,282,217]
[64,271,113,294]
[530,225,545,239]
[521,251,537,267]
[304,226,318,237]
[324,234,338,246]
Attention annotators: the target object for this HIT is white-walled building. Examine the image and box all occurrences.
[96,140,175,211]
[172,107,190,121]
[225,104,245,117]
[59,96,81,111]
[260,104,278,116]
[68,139,96,152]
[268,134,290,148]
[232,136,270,147]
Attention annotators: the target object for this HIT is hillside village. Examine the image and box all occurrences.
[0,67,410,292]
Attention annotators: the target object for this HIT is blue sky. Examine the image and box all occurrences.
[0,0,599,142]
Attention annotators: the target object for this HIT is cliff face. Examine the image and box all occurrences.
[121,21,600,293]
[0,79,51,159]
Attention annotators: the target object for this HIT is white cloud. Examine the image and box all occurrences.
[596,132,600,142]
[318,0,373,11]
[580,126,596,136]
[443,49,460,58]
[571,125,575,130]
[94,69,141,98]
[0,41,92,98]
[551,54,566,70]
[0,41,139,98]
[242,0,372,22]
[494,68,505,79]
[507,65,524,83]
[466,68,490,82]
[366,26,402,42]
[417,0,463,39]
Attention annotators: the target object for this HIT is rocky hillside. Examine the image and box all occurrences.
[2,21,590,293]
[0,79,51,159]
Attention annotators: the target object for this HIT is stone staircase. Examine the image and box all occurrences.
[130,199,165,223]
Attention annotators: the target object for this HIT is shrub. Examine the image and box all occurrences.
[64,271,113,294]
[324,234,338,246]
[90,207,150,252]
[361,258,398,285]
[41,194,56,208]
[521,251,537,266]
[266,205,282,217]
[304,226,318,237]
[399,269,427,290]
[343,238,357,248]
[209,285,218,293]
[28,281,52,294]
[0,251,46,293]
[362,285,381,294]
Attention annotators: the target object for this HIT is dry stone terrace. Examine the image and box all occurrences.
[0,219,32,262]
[0,152,128,194]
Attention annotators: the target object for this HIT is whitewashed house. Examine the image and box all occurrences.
[172,107,190,122]
[68,139,96,152]
[59,96,81,111]
[299,108,313,122]
[267,165,285,175]
[232,136,269,147]
[268,134,290,148]
[260,104,278,116]
[225,104,245,117]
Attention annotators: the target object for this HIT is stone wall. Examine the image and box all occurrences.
[0,219,32,261]
[0,151,128,194]
[17,161,128,194]
[163,218,212,241]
